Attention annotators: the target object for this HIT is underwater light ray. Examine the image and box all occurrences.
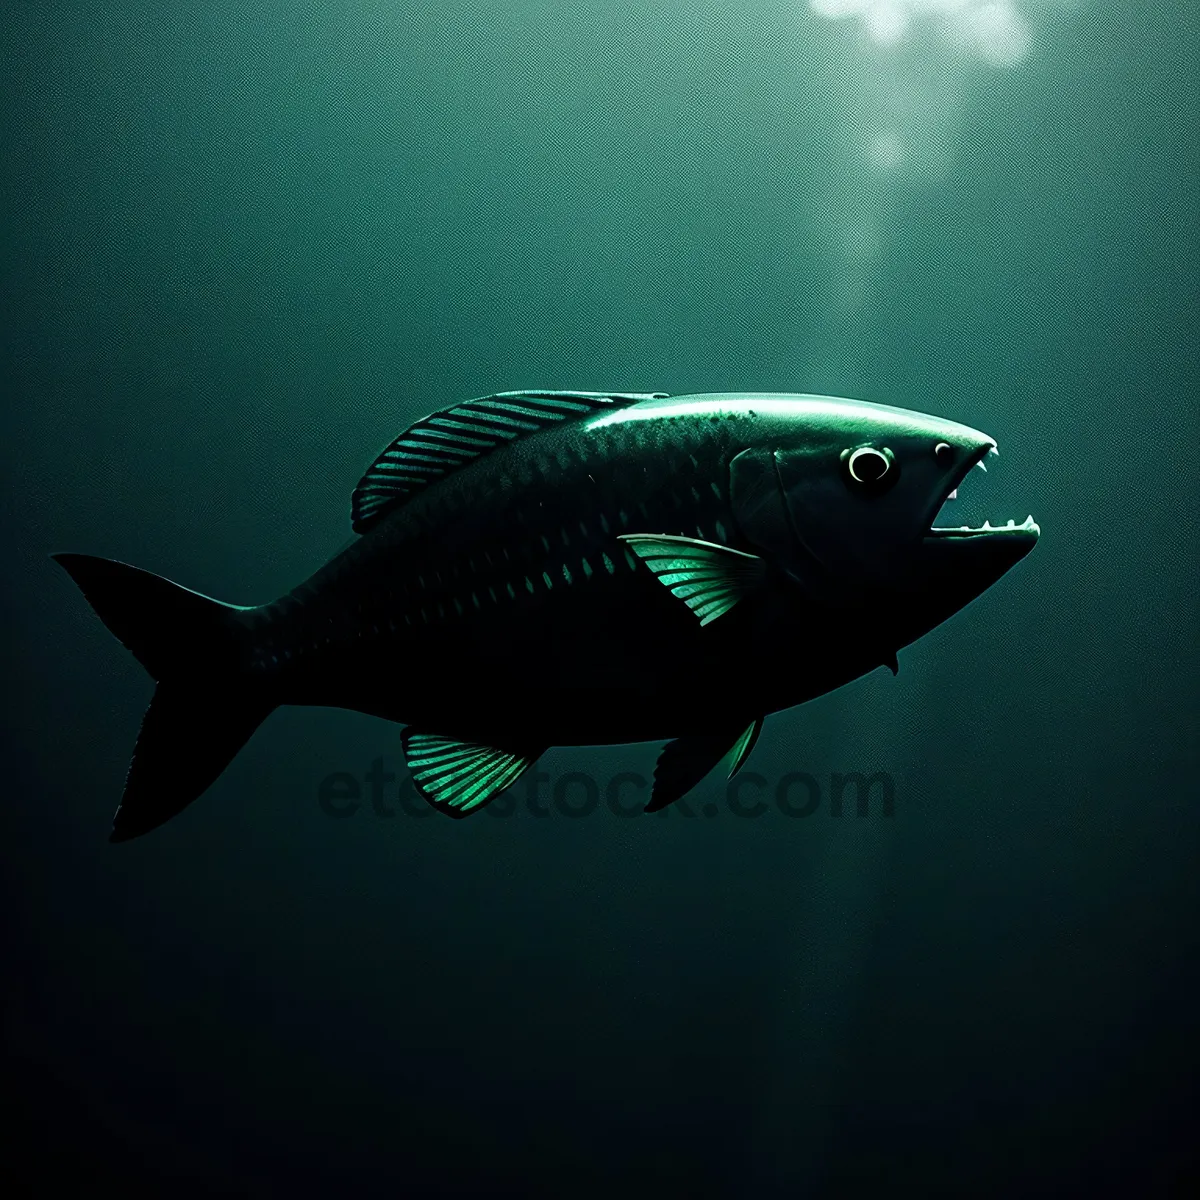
[807,0,1067,68]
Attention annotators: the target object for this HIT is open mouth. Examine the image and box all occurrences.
[926,444,1040,540]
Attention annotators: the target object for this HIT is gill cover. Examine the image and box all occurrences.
[729,448,831,594]
[730,443,931,593]
[780,446,906,584]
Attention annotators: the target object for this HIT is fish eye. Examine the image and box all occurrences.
[845,445,894,489]
[934,441,955,467]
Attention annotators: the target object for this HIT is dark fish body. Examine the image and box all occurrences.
[252,402,857,741]
[55,390,1040,838]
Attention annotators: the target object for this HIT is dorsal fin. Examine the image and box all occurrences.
[350,390,668,534]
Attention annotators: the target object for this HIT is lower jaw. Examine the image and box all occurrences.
[926,515,1040,540]
[893,524,1040,622]
[918,523,1039,571]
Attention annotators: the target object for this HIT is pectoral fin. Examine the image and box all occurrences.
[619,534,767,626]
[646,718,764,813]
[401,729,544,818]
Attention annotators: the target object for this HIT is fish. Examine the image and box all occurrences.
[54,389,1039,840]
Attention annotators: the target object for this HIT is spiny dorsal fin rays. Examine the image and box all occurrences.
[401,729,545,818]
[350,391,669,534]
[646,718,765,813]
[619,534,767,625]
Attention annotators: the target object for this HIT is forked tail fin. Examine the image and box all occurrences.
[53,553,274,842]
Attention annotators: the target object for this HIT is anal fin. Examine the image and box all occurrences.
[647,718,764,813]
[402,729,544,818]
[724,716,763,778]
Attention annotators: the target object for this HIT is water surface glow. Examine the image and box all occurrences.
[808,0,1037,67]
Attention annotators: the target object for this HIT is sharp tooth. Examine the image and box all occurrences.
[975,460,987,473]
[982,519,992,529]
[947,488,958,500]
[989,445,999,457]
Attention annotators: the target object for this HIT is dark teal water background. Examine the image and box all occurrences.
[3,3,1197,1195]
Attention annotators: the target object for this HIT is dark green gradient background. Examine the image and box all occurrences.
[3,3,1197,1196]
